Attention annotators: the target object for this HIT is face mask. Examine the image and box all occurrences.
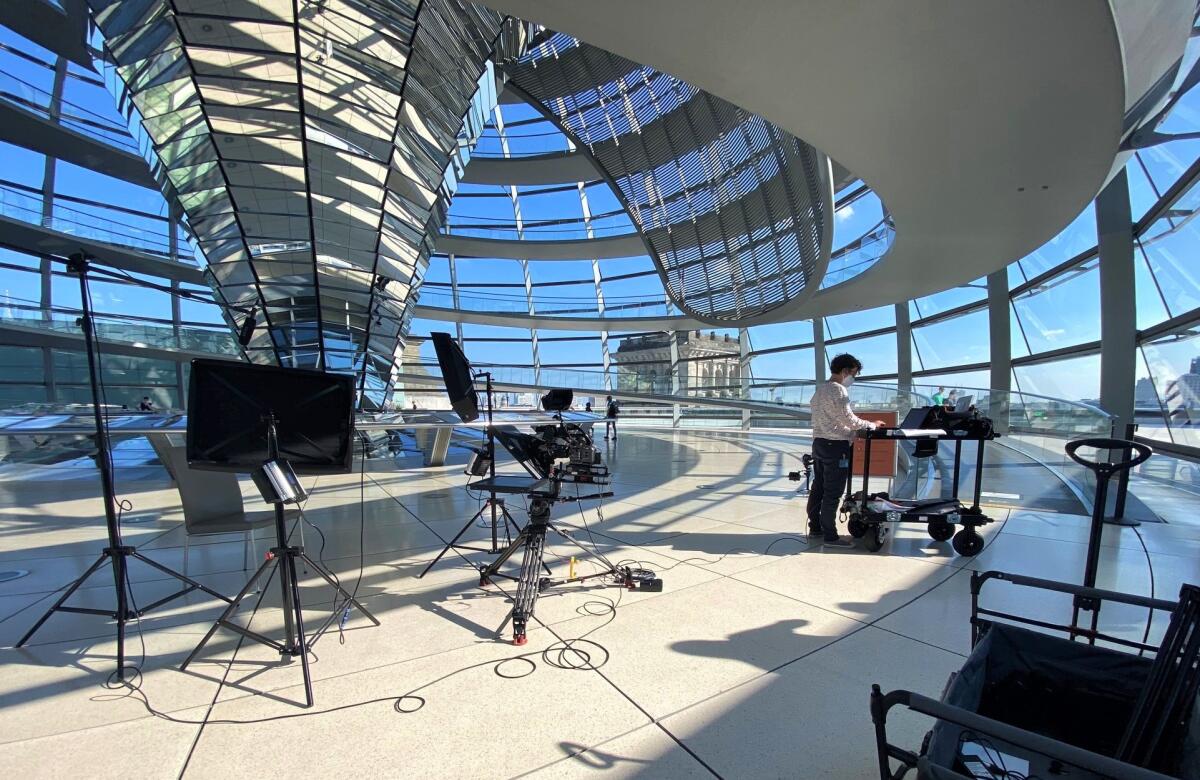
[840,374,855,388]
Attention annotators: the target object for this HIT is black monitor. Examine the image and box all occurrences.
[186,358,355,474]
[900,406,936,429]
[431,331,479,422]
[492,426,551,479]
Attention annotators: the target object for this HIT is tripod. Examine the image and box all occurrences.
[480,486,652,645]
[419,371,519,577]
[17,254,232,678]
[181,417,379,707]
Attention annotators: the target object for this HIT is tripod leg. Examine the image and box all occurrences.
[301,553,380,626]
[511,525,547,646]
[480,526,528,581]
[181,555,274,671]
[132,551,233,603]
[17,551,111,647]
[285,552,314,708]
[418,506,488,579]
[548,522,619,575]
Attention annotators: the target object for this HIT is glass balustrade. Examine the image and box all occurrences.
[820,220,894,290]
[0,182,181,259]
[0,303,239,355]
[416,286,674,318]
[0,69,140,153]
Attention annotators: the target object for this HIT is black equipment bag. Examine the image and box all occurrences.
[927,623,1160,773]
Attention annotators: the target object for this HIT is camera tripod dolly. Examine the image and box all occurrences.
[479,489,662,645]
[788,453,813,496]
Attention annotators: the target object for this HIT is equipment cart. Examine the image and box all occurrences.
[841,425,997,555]
[870,570,1199,779]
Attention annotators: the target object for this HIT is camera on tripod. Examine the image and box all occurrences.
[788,453,814,482]
[787,453,813,495]
[534,389,609,485]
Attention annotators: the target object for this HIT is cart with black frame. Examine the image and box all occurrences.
[841,425,997,556]
[869,570,1199,779]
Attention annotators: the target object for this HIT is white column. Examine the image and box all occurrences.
[987,269,1012,433]
[896,302,912,411]
[578,182,611,391]
[670,331,681,427]
[813,318,826,381]
[740,328,752,429]
[1097,168,1136,438]
[448,252,464,347]
[493,105,539,383]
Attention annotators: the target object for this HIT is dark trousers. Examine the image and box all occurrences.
[605,418,617,438]
[806,438,852,541]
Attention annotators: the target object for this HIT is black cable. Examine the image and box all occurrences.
[93,431,793,763]
[1132,524,1158,655]
[96,569,620,726]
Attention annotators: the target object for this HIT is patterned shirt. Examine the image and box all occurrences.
[811,379,874,442]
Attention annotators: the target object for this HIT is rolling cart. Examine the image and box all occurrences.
[841,426,997,556]
[870,571,1197,779]
[870,437,1200,779]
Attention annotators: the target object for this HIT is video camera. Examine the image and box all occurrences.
[484,388,610,494]
[532,388,608,485]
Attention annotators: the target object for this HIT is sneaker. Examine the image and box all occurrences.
[823,537,855,548]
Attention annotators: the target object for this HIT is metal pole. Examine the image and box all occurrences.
[265,415,297,652]
[1083,472,1111,590]
[71,255,123,550]
[1110,423,1140,526]
[486,371,499,552]
[71,253,130,676]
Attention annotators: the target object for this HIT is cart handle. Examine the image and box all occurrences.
[870,686,1176,780]
[1064,438,1152,473]
[971,570,1177,612]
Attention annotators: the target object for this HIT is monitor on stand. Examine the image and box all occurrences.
[181,359,376,708]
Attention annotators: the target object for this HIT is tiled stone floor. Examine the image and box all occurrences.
[0,430,1195,778]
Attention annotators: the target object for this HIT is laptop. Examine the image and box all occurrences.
[954,394,974,413]
[895,406,945,437]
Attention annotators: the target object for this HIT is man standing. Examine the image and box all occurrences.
[806,354,883,547]
[604,395,619,440]
[931,386,946,406]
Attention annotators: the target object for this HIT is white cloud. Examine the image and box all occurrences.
[835,205,854,221]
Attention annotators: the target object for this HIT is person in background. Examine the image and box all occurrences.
[946,389,959,408]
[585,401,593,412]
[604,395,620,440]
[137,396,154,413]
[806,353,884,548]
[931,386,946,406]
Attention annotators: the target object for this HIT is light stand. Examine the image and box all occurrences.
[17,253,232,677]
[418,371,521,577]
[181,414,379,708]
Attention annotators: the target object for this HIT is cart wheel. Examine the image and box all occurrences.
[863,524,884,552]
[952,529,984,557]
[927,520,954,542]
[847,514,867,538]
